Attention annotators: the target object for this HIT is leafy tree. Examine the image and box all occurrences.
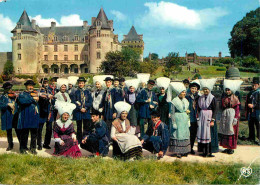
[151,53,159,61]
[228,7,260,60]
[241,55,260,68]
[139,59,159,75]
[3,60,14,76]
[163,52,183,77]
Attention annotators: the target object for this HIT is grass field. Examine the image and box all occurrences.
[0,154,259,184]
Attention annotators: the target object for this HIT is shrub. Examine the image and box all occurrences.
[216,68,226,71]
[15,74,33,79]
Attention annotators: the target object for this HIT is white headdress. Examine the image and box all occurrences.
[191,79,200,86]
[167,82,186,102]
[199,79,217,91]
[156,77,171,90]
[114,101,131,116]
[93,75,114,87]
[68,76,79,86]
[54,100,76,116]
[137,73,150,84]
[125,79,140,90]
[57,78,69,90]
[224,79,243,93]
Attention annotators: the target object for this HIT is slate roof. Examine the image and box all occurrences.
[90,8,111,30]
[11,10,37,33]
[122,26,142,42]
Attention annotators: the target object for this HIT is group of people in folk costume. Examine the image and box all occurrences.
[0,73,259,160]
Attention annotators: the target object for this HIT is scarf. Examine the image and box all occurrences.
[112,118,131,133]
[223,94,240,108]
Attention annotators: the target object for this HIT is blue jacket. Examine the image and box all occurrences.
[17,91,39,129]
[186,92,200,123]
[73,88,93,120]
[112,87,124,103]
[0,94,15,130]
[100,87,116,120]
[38,87,55,123]
[136,88,158,119]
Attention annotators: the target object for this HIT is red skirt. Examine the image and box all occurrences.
[53,144,82,158]
[219,122,239,149]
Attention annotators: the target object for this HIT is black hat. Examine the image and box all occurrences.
[24,80,36,86]
[147,79,155,85]
[252,77,259,84]
[104,77,114,81]
[150,110,160,117]
[90,109,101,116]
[114,78,120,82]
[77,77,86,82]
[189,82,200,90]
[119,78,125,82]
[183,79,190,84]
[51,77,58,82]
[1,82,13,89]
[40,78,48,84]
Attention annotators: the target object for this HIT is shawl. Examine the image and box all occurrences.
[112,118,131,133]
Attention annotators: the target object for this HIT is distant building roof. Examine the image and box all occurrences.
[90,8,111,30]
[11,10,37,33]
[122,26,142,42]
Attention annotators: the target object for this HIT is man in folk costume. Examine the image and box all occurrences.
[245,77,259,142]
[124,79,140,129]
[80,109,110,157]
[48,77,58,121]
[37,78,55,150]
[113,78,125,103]
[137,73,150,93]
[219,80,243,154]
[92,75,108,114]
[156,77,171,127]
[197,79,218,157]
[100,77,116,134]
[120,77,128,94]
[136,79,158,137]
[68,76,79,102]
[185,80,201,155]
[111,101,142,160]
[73,77,93,144]
[54,78,71,103]
[141,111,169,159]
[167,82,191,158]
[53,100,81,158]
[17,80,40,154]
[0,82,21,151]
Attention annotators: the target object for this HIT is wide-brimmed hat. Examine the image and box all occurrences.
[1,82,13,89]
[189,81,200,90]
[24,80,36,86]
[77,77,86,82]
[147,79,155,85]
[104,77,114,82]
[90,109,101,116]
[252,77,259,84]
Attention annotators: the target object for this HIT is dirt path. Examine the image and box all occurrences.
[0,137,259,165]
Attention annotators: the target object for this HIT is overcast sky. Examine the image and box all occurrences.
[0,0,258,58]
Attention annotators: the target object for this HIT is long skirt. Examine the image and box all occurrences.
[113,141,142,160]
[168,139,191,155]
[219,122,239,149]
[127,105,138,126]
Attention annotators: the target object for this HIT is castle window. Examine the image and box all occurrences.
[17,33,21,39]
[18,43,21,50]
[84,55,88,61]
[44,36,48,42]
[85,36,88,42]
[44,55,48,61]
[54,45,58,52]
[97,30,100,37]
[84,45,88,51]
[18,54,21,60]
[17,23,21,29]
[97,52,101,59]
[64,55,68,61]
[74,35,79,41]
[64,45,68,52]
[74,45,78,51]
[44,46,48,52]
[97,41,101,49]
[74,55,78,61]
[54,55,58,61]
[54,36,58,42]
[96,21,101,26]
[63,36,68,42]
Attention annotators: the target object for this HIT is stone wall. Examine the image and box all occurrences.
[0,52,12,74]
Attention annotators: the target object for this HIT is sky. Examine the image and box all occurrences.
[0,0,258,58]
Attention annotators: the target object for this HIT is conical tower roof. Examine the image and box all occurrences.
[90,8,110,29]
[122,26,141,41]
[11,10,37,33]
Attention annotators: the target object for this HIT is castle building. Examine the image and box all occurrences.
[11,8,143,75]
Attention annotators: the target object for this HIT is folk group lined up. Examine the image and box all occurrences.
[0,74,259,160]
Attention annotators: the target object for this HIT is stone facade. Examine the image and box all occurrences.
[11,8,141,76]
[0,52,12,74]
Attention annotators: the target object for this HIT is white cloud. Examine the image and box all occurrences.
[138,1,228,29]
[30,14,84,27]
[111,10,127,21]
[0,14,15,51]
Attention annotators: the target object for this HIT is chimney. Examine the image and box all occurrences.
[108,20,113,30]
[51,22,56,29]
[83,21,88,27]
[31,19,36,29]
[219,51,222,58]
[91,17,96,25]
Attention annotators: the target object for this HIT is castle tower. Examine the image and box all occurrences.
[11,10,40,74]
[122,26,144,61]
[89,8,120,73]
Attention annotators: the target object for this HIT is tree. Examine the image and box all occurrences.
[228,7,260,60]
[151,53,159,61]
[163,52,183,77]
[3,60,14,76]
[241,55,260,68]
[139,59,159,75]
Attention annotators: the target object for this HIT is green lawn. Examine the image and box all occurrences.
[0,154,258,184]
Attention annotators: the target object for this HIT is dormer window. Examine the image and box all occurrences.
[63,36,69,42]
[54,36,58,42]
[17,23,21,29]
[96,21,101,26]
[44,36,48,42]
[74,35,79,41]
